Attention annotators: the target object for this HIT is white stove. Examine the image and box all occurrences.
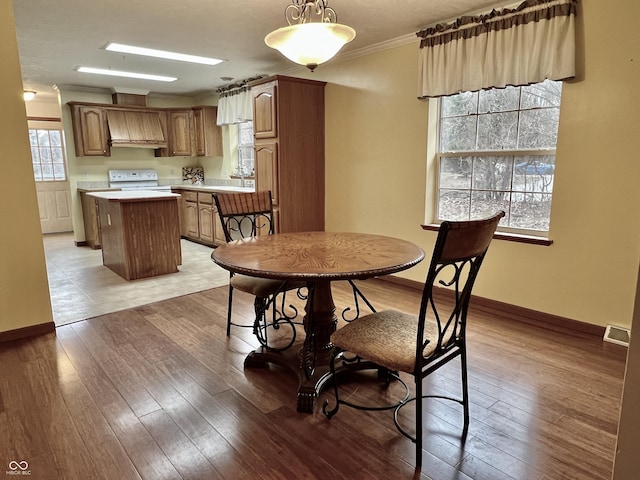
[108,169,172,191]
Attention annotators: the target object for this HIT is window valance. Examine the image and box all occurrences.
[216,86,253,126]
[416,0,577,98]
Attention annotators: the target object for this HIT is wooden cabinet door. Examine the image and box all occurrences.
[79,106,108,156]
[168,110,194,156]
[198,204,214,244]
[213,206,226,245]
[193,106,222,157]
[252,83,277,139]
[184,201,199,238]
[255,143,279,206]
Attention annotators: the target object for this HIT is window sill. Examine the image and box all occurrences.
[421,224,553,246]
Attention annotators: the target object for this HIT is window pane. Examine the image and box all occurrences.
[520,80,562,109]
[518,109,560,149]
[31,147,39,163]
[473,157,513,192]
[41,164,54,181]
[478,86,520,114]
[33,164,42,181]
[438,190,471,221]
[440,116,477,151]
[53,164,66,180]
[38,130,50,146]
[39,147,51,163]
[439,156,471,188]
[49,130,62,146]
[51,147,64,163]
[510,193,552,230]
[513,156,555,193]
[29,130,38,146]
[441,91,478,117]
[470,190,511,221]
[477,112,518,150]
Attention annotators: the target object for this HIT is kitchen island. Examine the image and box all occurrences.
[87,190,182,280]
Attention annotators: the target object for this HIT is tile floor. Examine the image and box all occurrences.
[43,232,230,326]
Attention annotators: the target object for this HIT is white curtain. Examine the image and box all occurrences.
[417,0,577,98]
[216,86,253,126]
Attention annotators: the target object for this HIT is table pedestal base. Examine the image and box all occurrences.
[245,347,335,413]
[245,280,337,413]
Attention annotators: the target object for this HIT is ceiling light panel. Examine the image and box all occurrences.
[76,67,177,82]
[105,43,223,66]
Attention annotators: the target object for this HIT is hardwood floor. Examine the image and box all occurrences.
[0,279,627,479]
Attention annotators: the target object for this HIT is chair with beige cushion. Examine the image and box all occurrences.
[213,191,305,349]
[323,211,505,469]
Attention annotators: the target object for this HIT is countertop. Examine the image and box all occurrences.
[170,185,255,193]
[87,190,181,201]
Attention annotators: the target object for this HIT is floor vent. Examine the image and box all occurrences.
[603,325,631,347]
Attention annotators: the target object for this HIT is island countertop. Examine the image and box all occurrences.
[87,190,181,202]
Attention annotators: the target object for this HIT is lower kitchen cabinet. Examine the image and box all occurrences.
[79,189,111,249]
[175,189,223,247]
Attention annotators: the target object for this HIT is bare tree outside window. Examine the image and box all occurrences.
[437,80,562,234]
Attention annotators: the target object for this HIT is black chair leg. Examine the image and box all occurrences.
[226,285,234,336]
[322,347,342,418]
[461,349,470,431]
[415,378,423,470]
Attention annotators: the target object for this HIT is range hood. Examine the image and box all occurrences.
[106,109,167,148]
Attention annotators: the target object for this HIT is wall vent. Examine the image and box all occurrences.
[603,325,631,347]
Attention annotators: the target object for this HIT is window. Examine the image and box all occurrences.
[436,80,562,235]
[29,128,67,181]
[236,121,254,178]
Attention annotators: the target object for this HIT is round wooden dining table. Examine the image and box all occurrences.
[212,231,425,412]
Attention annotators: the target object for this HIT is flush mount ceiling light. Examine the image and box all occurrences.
[76,67,177,82]
[105,43,223,66]
[23,91,37,101]
[265,0,356,71]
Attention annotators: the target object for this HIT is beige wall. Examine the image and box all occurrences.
[289,0,640,330]
[0,0,53,333]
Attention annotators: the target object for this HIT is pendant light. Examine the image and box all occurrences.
[265,0,356,72]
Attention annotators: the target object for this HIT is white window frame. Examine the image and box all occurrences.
[236,120,254,178]
[434,81,562,238]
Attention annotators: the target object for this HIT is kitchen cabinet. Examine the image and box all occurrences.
[158,109,195,157]
[249,75,325,233]
[69,104,109,156]
[176,189,223,247]
[79,190,108,249]
[193,106,222,157]
[68,102,218,157]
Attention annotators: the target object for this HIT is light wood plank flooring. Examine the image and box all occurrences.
[0,279,627,479]
[43,233,229,326]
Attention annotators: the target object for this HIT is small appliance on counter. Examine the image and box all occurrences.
[182,166,204,185]
[108,169,172,191]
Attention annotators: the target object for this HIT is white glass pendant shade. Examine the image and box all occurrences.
[265,23,355,70]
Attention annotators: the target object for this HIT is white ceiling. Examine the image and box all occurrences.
[13,0,513,100]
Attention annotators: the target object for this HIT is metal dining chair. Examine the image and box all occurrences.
[213,190,305,350]
[323,211,505,469]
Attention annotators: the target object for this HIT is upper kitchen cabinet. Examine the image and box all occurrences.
[193,106,222,157]
[69,103,110,156]
[249,75,326,233]
[252,83,278,139]
[157,109,195,157]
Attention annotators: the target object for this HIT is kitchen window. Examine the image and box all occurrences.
[29,128,67,181]
[436,79,562,236]
[236,121,254,178]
